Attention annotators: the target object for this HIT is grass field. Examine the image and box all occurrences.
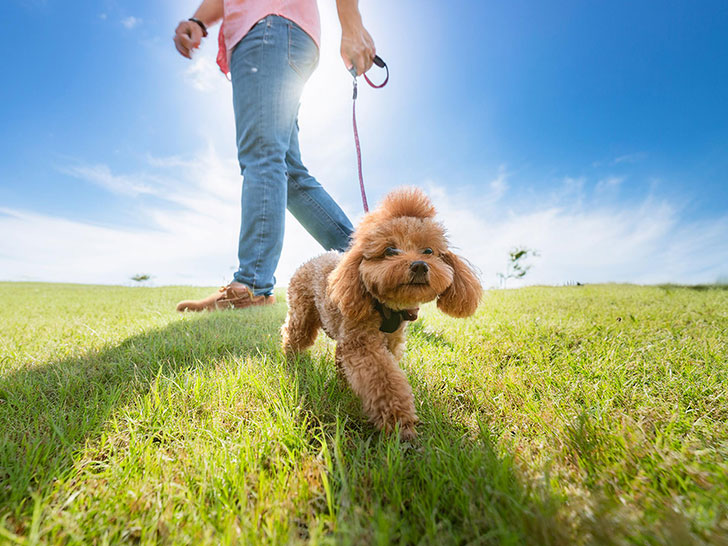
[0,282,726,545]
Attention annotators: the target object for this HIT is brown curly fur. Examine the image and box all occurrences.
[281,187,482,439]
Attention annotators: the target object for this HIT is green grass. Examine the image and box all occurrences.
[0,282,726,545]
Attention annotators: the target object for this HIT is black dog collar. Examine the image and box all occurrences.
[374,300,419,333]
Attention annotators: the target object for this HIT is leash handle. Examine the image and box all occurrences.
[364,55,389,88]
[351,55,388,213]
[348,55,389,87]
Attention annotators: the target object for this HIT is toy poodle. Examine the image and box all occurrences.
[281,187,482,439]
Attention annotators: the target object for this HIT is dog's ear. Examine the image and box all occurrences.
[437,252,482,318]
[328,247,372,322]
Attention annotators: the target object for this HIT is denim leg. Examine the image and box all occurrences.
[230,16,314,296]
[286,117,354,252]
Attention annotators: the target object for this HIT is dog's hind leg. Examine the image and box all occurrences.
[281,291,321,355]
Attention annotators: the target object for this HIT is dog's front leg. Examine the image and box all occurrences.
[337,331,418,440]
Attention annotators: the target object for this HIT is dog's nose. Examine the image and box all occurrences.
[410,261,429,275]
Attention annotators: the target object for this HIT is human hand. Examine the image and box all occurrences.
[341,25,376,76]
[173,20,204,59]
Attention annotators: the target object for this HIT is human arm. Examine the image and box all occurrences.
[336,0,376,76]
[173,0,224,59]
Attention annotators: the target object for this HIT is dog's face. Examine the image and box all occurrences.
[357,216,454,309]
[329,187,482,322]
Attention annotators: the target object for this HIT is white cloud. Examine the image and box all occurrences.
[3,153,727,289]
[592,152,647,168]
[121,16,141,29]
[595,176,625,194]
[614,152,647,164]
[486,165,509,204]
[184,53,220,92]
[428,183,728,288]
[0,142,348,286]
[58,163,158,197]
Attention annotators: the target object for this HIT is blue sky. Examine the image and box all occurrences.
[2,0,727,286]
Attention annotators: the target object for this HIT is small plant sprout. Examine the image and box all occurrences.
[497,247,539,288]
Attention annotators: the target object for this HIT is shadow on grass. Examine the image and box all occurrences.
[658,283,728,292]
[1,307,569,544]
[283,354,569,544]
[0,307,286,514]
[408,320,456,350]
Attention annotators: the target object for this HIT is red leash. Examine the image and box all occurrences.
[351,56,389,213]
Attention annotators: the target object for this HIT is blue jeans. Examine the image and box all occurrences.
[229,15,354,296]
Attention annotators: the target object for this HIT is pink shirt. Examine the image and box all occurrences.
[217,0,321,75]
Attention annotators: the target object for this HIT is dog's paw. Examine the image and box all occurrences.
[399,422,418,442]
[383,415,419,441]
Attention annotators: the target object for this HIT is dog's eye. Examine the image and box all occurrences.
[384,247,402,257]
[422,248,433,255]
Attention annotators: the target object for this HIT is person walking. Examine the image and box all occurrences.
[173,0,377,311]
